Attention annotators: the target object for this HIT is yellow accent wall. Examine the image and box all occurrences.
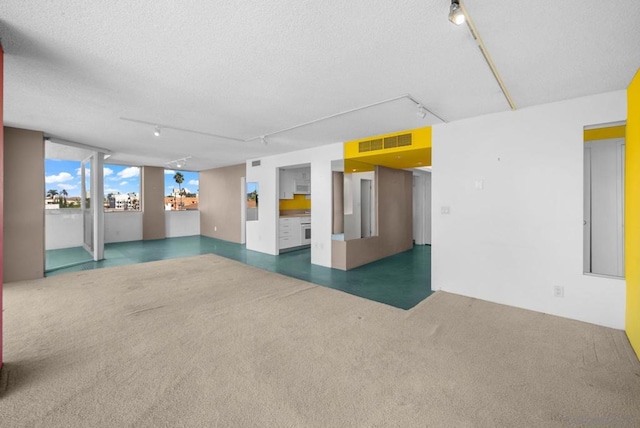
[584,125,626,142]
[279,194,311,210]
[626,69,640,358]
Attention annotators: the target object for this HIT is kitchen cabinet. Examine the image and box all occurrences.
[279,217,301,249]
[294,179,310,194]
[279,169,294,199]
[280,167,311,199]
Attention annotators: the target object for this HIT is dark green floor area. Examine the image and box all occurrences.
[46,236,432,309]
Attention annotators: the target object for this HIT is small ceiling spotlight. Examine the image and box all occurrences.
[416,104,427,119]
[448,0,465,25]
[167,156,191,170]
[261,136,268,146]
[154,125,161,137]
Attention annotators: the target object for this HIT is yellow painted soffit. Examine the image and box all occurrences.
[344,126,432,159]
[348,148,431,171]
[584,125,626,142]
[343,126,432,171]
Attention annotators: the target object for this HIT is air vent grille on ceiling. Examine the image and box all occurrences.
[397,133,412,146]
[358,133,412,153]
[251,160,261,167]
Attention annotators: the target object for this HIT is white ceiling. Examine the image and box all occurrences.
[1,0,639,170]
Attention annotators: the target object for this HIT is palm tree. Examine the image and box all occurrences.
[173,172,184,210]
[60,189,68,208]
[47,189,59,201]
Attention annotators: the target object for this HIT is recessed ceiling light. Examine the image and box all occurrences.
[449,0,465,25]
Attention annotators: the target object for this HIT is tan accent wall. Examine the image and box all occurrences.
[200,164,245,243]
[142,166,165,240]
[332,166,413,270]
[332,171,344,234]
[3,127,44,281]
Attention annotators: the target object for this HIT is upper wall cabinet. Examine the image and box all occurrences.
[280,167,311,199]
[279,169,294,199]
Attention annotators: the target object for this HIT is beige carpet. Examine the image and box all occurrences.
[1,254,639,427]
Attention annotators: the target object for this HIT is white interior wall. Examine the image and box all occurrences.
[432,90,627,330]
[105,212,143,243]
[165,210,200,238]
[45,210,83,250]
[46,209,199,249]
[46,210,145,249]
[246,143,343,266]
[310,159,333,267]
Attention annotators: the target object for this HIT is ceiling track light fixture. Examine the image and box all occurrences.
[416,104,428,119]
[448,0,465,25]
[121,117,245,142]
[448,0,516,110]
[246,93,446,143]
[166,156,192,170]
[123,94,446,149]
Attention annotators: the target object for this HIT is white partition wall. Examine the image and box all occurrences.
[105,212,143,243]
[432,90,627,329]
[45,210,83,250]
[245,143,342,267]
[165,210,200,238]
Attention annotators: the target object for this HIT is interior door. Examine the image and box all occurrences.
[81,153,105,261]
[584,139,625,276]
[583,147,591,272]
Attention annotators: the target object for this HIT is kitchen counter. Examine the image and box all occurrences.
[279,210,310,218]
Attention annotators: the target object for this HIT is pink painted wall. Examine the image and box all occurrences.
[1,42,5,368]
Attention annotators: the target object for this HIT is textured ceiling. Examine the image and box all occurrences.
[1,0,639,170]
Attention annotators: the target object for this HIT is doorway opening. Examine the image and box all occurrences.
[583,123,625,277]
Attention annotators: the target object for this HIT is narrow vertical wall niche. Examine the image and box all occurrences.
[583,124,626,277]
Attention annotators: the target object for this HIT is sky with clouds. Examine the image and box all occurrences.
[45,160,199,197]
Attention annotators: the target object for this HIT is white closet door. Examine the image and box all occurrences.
[587,139,624,276]
[583,147,591,272]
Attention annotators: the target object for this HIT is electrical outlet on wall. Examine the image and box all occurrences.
[553,285,564,298]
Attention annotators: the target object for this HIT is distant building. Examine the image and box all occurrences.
[164,196,198,211]
[107,192,140,211]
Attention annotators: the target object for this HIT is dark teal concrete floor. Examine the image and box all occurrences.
[46,236,432,310]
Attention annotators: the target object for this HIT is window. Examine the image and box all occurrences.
[164,169,199,210]
[246,182,258,221]
[45,158,82,209]
[104,164,141,212]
